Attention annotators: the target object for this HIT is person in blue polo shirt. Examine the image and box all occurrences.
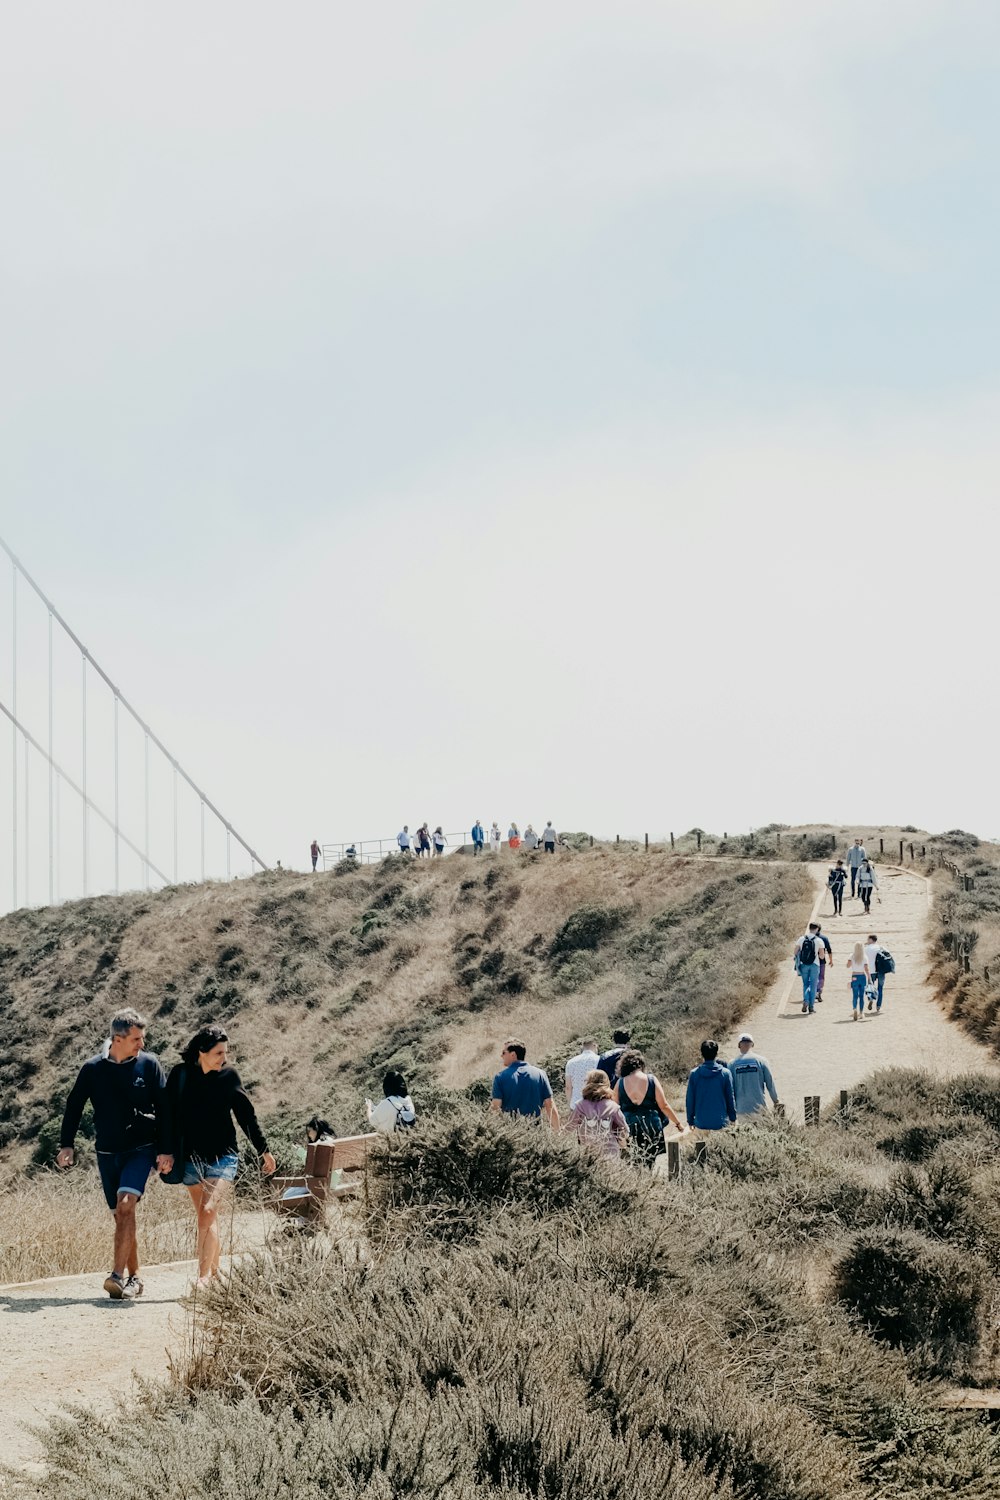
[490,1039,559,1127]
[685,1039,736,1131]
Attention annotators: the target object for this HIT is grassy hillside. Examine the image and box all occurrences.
[921,831,1000,1052]
[0,847,811,1167]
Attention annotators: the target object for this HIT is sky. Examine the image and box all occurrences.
[1,1,998,906]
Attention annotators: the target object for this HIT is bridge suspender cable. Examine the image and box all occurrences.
[0,533,269,882]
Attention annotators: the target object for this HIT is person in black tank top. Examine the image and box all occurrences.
[615,1048,685,1165]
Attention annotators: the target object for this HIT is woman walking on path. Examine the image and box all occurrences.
[570,1069,629,1158]
[846,943,872,1021]
[162,1025,275,1287]
[857,860,878,913]
[828,859,847,916]
[615,1049,685,1165]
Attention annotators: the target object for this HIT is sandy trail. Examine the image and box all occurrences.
[718,862,996,1121]
[0,1211,270,1477]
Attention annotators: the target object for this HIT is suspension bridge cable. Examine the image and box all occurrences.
[0,533,268,872]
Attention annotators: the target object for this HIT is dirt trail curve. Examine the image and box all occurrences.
[0,1213,270,1480]
[722,862,997,1121]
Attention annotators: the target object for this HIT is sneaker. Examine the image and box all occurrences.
[104,1272,126,1300]
[801,1003,808,1013]
[123,1276,144,1300]
[853,1012,858,1021]
[867,999,873,1011]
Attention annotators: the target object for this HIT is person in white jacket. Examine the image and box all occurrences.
[366,1070,417,1134]
[857,860,879,914]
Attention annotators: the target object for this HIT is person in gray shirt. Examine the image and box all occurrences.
[846,838,868,899]
[727,1033,779,1117]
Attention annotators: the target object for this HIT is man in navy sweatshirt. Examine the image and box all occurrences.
[58,1008,171,1300]
[685,1039,737,1131]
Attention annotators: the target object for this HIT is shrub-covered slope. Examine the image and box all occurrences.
[0,849,811,1160]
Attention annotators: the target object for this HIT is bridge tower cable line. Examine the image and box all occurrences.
[0,534,268,909]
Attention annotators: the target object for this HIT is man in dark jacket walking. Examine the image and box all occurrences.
[685,1040,737,1131]
[57,1008,171,1300]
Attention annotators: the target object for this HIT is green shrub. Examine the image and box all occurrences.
[832,1227,989,1374]
[549,904,628,956]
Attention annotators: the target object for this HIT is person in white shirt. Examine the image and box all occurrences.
[523,825,539,851]
[564,1040,600,1108]
[490,823,502,853]
[366,1070,417,1134]
[397,826,412,856]
[846,943,872,1020]
[543,822,558,853]
[432,827,447,856]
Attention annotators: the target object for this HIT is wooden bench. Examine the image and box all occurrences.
[272,1134,379,1225]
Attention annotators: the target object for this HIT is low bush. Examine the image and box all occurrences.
[832,1226,989,1375]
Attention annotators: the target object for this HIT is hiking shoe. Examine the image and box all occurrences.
[801,1004,808,1013]
[104,1272,126,1300]
[852,1012,858,1021]
[123,1276,144,1300]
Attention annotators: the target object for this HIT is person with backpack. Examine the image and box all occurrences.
[828,859,847,916]
[857,859,878,913]
[846,943,872,1020]
[570,1070,630,1159]
[471,820,485,856]
[794,923,823,1013]
[366,1070,417,1133]
[597,1029,632,1084]
[685,1039,737,1132]
[864,933,895,1011]
[57,1008,170,1301]
[617,1048,685,1164]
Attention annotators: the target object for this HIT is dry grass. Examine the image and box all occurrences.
[0,1170,194,1282]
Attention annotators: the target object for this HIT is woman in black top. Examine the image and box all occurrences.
[162,1024,275,1286]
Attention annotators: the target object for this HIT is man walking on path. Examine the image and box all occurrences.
[685,1040,737,1131]
[828,859,847,916]
[564,1038,600,1108]
[847,839,868,899]
[816,926,833,1001]
[471,820,485,855]
[310,839,320,872]
[397,826,412,856]
[864,934,894,1011]
[794,923,823,1013]
[543,822,558,854]
[728,1034,779,1116]
[491,1040,559,1127]
[597,1029,632,1084]
[57,1009,171,1301]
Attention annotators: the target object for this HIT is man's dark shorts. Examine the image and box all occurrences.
[96,1146,157,1211]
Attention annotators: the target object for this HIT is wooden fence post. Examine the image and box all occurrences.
[616,834,619,845]
[899,840,904,863]
[840,1090,849,1112]
[645,833,649,853]
[879,837,884,854]
[694,1139,708,1167]
[590,835,594,847]
[667,1139,680,1180]
[773,1101,785,1118]
[909,843,914,861]
[776,832,781,851]
[697,831,702,850]
[804,1095,820,1127]
[670,832,675,850]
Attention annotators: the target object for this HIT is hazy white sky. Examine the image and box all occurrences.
[1,1,998,903]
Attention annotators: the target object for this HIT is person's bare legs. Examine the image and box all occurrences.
[185,1180,228,1279]
[113,1193,139,1278]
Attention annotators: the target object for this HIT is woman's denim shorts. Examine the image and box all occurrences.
[182,1150,239,1187]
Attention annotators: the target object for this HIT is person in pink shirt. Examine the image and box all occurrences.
[570,1070,629,1159]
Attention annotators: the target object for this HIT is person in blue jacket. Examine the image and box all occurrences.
[471,820,485,856]
[685,1039,737,1131]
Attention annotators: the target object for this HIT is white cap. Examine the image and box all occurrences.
[738,1032,754,1044]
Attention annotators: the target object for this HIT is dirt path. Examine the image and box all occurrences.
[0,1211,271,1479]
[718,862,997,1121]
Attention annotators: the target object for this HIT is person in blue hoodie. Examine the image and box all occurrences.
[685,1039,737,1131]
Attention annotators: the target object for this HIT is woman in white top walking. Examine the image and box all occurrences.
[846,943,872,1020]
[490,822,502,853]
[857,860,879,914]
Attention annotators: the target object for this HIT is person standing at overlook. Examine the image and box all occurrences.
[543,821,558,854]
[846,838,868,899]
[490,822,502,853]
[397,826,412,857]
[471,820,485,855]
[310,839,320,872]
